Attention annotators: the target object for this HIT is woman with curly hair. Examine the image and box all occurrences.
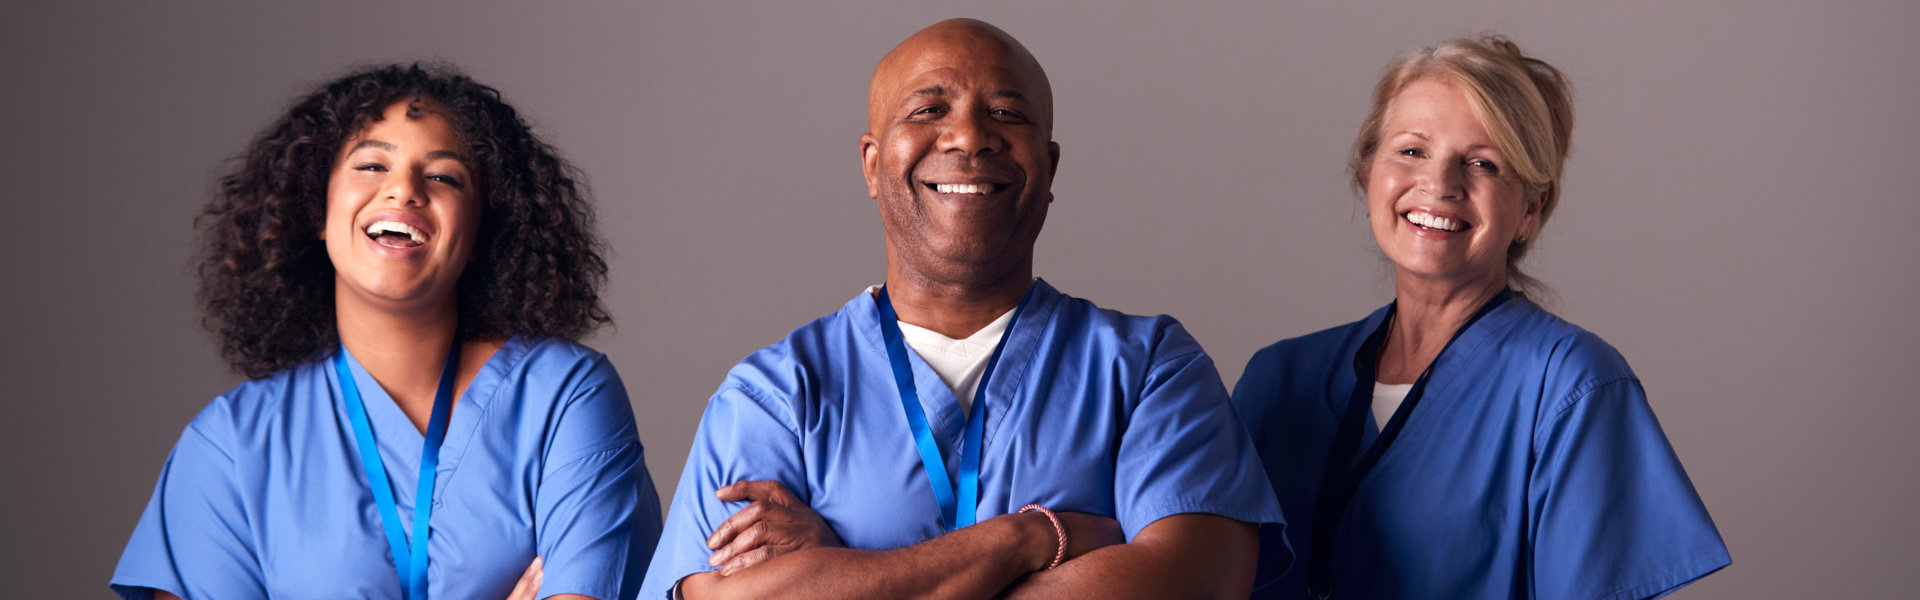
[111,63,659,600]
[1232,37,1728,598]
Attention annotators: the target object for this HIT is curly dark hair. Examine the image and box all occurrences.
[198,62,612,379]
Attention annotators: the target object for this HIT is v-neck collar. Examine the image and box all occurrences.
[329,336,526,497]
[1401,297,1527,425]
[1331,298,1531,451]
[850,279,1059,459]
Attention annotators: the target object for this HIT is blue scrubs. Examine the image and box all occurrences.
[1233,296,1730,599]
[641,280,1288,597]
[112,337,662,600]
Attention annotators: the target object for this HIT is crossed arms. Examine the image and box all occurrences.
[677,481,1259,600]
[655,334,1276,599]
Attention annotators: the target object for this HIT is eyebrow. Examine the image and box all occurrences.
[348,140,395,153]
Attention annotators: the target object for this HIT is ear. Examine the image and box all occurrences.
[1046,140,1061,183]
[1518,185,1549,242]
[859,132,881,199]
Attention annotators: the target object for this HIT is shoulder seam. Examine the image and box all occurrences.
[1148,346,1206,372]
[1548,372,1638,418]
[546,439,639,475]
[184,419,238,464]
[717,384,801,438]
[552,353,616,413]
[1537,374,1642,444]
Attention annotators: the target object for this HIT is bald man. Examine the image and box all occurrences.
[640,20,1287,599]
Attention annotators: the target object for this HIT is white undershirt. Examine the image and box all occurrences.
[1372,382,1415,429]
[867,285,1017,416]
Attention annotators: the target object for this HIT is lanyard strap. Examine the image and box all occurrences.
[1307,289,1512,599]
[334,342,460,600]
[875,284,1031,532]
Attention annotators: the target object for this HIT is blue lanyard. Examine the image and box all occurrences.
[875,284,1031,532]
[334,342,460,600]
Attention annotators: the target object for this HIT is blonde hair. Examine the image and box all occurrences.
[1350,35,1574,297]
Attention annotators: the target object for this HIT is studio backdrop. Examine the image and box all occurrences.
[3,1,1916,597]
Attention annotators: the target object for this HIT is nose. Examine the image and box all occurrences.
[383,172,428,207]
[937,107,1003,156]
[1418,158,1466,202]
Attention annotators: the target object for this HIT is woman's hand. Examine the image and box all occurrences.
[706,480,844,575]
[504,556,543,600]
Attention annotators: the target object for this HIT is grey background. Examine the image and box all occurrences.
[3,1,1914,597]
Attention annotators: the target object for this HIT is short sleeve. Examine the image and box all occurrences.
[110,408,268,600]
[638,385,806,600]
[1530,377,1731,600]
[534,357,663,600]
[1112,344,1290,568]
[1228,344,1300,590]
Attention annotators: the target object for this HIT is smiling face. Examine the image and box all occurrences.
[1366,77,1542,291]
[861,20,1059,286]
[322,99,480,315]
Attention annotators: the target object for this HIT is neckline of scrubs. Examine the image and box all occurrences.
[330,336,528,504]
[849,280,1059,508]
[1336,298,1532,466]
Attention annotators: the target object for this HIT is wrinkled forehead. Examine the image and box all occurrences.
[866,24,1053,130]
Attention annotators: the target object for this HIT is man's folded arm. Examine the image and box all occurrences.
[1020,338,1285,599]
[680,510,1060,600]
[998,513,1259,600]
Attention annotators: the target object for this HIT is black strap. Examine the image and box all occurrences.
[1306,289,1513,598]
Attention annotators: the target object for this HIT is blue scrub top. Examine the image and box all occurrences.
[1233,297,1729,599]
[112,337,663,600]
[641,279,1288,597]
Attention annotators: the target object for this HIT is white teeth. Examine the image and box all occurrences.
[364,220,426,244]
[935,183,991,195]
[1405,211,1464,232]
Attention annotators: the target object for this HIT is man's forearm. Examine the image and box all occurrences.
[997,514,1259,600]
[681,512,1056,600]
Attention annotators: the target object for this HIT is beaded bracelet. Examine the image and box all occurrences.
[1018,503,1067,571]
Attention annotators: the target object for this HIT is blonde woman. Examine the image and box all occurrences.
[1232,37,1729,599]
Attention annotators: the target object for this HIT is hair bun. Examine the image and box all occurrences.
[1482,35,1526,59]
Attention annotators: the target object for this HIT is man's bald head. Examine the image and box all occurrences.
[858,18,1060,306]
[866,18,1054,134]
